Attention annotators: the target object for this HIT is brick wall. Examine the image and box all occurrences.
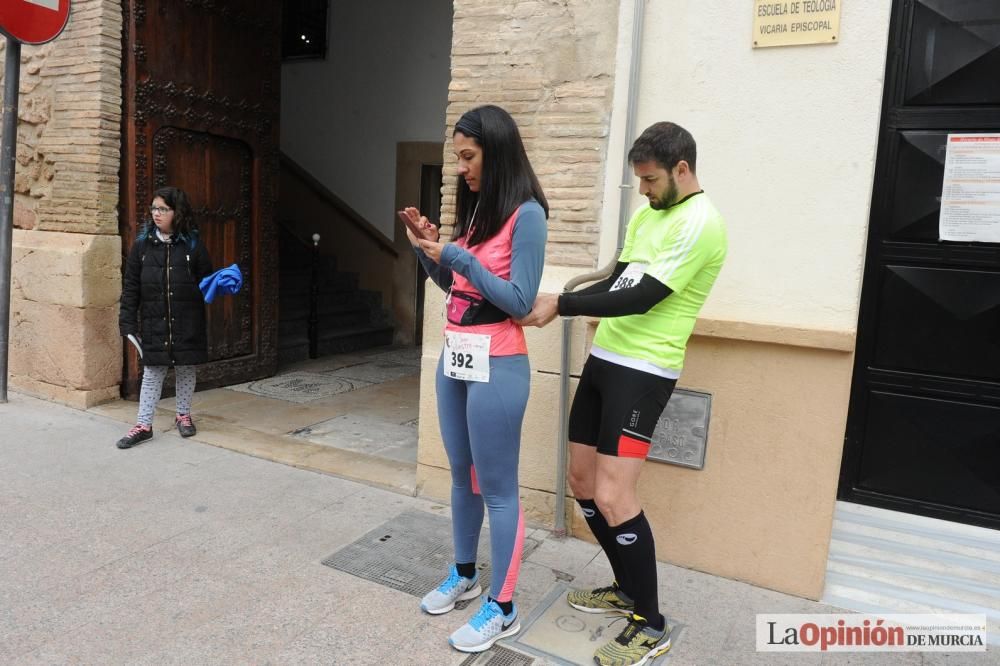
[443,0,619,268]
[0,0,122,235]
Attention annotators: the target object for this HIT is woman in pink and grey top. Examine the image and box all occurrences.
[400,105,547,653]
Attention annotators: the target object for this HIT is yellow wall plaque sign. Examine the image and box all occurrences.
[753,0,842,48]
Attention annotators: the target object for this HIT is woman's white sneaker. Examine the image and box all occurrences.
[420,565,481,615]
[448,598,520,653]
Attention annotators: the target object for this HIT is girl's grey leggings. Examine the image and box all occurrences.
[137,365,196,426]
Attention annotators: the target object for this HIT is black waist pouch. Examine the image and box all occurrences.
[446,290,509,326]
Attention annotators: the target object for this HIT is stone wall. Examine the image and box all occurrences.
[441,0,619,268]
[1,0,123,407]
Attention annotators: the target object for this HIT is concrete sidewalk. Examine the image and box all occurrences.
[1,393,990,665]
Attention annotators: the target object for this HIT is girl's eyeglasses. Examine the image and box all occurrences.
[150,206,173,215]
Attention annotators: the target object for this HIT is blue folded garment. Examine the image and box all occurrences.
[199,264,243,303]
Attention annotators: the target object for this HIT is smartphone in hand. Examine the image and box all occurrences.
[398,210,430,239]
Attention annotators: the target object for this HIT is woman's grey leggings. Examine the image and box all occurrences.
[436,353,529,602]
[137,365,196,426]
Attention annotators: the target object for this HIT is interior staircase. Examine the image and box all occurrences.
[277,225,394,364]
[822,500,1000,645]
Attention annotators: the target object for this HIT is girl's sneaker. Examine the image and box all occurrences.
[420,565,481,615]
[175,413,197,438]
[116,424,152,449]
[448,597,520,653]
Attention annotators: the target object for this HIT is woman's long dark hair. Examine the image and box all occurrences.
[453,105,548,246]
[152,186,196,238]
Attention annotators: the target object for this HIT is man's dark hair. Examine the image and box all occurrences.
[627,122,697,174]
[152,186,197,238]
[453,105,549,246]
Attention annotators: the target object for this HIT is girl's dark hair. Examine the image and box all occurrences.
[152,186,196,238]
[452,105,548,246]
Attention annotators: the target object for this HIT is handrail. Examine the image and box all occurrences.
[276,217,314,251]
[276,219,322,355]
[553,255,619,538]
[280,152,398,257]
[309,233,320,358]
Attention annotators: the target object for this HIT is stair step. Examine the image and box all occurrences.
[822,501,1000,645]
[822,585,1000,647]
[828,534,1000,583]
[826,558,1000,609]
[317,324,394,356]
[277,223,395,362]
[279,300,371,319]
[279,312,372,338]
[833,503,1000,563]
[824,572,1000,624]
[280,273,359,294]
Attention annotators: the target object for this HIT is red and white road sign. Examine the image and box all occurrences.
[0,0,70,45]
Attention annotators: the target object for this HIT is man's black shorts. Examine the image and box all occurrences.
[568,354,676,458]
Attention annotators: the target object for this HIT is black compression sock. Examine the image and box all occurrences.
[456,562,476,579]
[578,498,632,597]
[612,511,661,629]
[490,597,514,615]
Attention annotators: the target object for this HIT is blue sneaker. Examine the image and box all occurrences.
[448,597,520,653]
[420,565,481,615]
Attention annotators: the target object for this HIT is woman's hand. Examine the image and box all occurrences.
[400,207,439,246]
[416,238,446,264]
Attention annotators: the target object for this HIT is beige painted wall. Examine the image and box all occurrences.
[611,326,855,600]
[623,1,893,330]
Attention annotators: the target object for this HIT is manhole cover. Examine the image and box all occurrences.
[322,509,540,600]
[227,371,373,403]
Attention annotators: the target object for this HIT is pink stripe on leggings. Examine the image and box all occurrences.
[497,505,525,602]
[470,465,481,495]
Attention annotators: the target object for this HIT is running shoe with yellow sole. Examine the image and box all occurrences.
[567,582,635,614]
[593,613,671,666]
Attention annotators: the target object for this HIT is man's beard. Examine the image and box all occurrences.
[648,174,678,210]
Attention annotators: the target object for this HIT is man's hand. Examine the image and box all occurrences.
[516,292,559,328]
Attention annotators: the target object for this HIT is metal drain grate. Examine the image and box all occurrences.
[322,509,540,599]
[459,646,535,666]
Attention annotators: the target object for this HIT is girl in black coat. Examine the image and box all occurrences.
[117,186,213,449]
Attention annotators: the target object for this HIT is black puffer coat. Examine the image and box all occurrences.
[119,223,213,366]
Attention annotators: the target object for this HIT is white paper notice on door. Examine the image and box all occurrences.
[939,134,1000,243]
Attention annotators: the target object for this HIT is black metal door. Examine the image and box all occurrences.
[840,0,1000,529]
